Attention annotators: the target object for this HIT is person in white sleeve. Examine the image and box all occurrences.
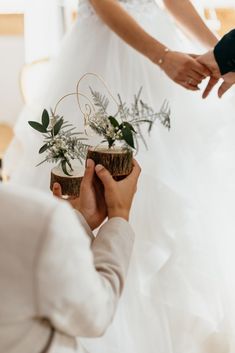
[0,158,141,353]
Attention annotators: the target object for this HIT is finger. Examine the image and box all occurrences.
[202,76,219,99]
[180,81,200,91]
[188,72,205,84]
[218,81,232,98]
[185,78,201,88]
[95,164,114,189]
[82,159,95,187]
[125,159,141,182]
[190,70,206,81]
[53,183,62,198]
[192,61,211,77]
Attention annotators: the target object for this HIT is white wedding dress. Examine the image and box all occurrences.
[5,0,235,352]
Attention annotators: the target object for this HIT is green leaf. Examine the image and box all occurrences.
[39,143,50,154]
[123,122,136,133]
[41,109,50,129]
[121,127,135,149]
[108,116,119,128]
[66,158,73,172]
[61,160,72,176]
[53,118,64,136]
[28,121,47,133]
[107,137,115,148]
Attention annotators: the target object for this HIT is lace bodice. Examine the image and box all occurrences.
[79,0,157,20]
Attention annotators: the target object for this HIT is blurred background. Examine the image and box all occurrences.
[0,0,235,159]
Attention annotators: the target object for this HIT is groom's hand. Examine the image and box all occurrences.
[197,50,220,77]
[53,159,107,230]
[197,50,221,98]
[95,159,141,221]
[217,72,235,98]
[197,51,235,98]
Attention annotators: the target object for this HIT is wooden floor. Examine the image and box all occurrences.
[0,124,13,157]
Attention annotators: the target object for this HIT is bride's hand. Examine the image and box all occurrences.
[161,51,210,90]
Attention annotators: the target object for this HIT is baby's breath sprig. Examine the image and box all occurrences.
[28,109,89,176]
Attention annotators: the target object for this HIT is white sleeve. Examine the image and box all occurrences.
[36,201,134,338]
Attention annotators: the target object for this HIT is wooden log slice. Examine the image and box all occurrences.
[87,147,133,180]
[50,165,84,197]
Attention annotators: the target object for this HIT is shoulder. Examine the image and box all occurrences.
[0,183,58,212]
[228,29,235,38]
[0,184,73,235]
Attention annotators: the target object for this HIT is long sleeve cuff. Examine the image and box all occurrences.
[214,29,235,75]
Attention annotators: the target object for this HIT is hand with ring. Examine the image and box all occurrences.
[160,50,211,91]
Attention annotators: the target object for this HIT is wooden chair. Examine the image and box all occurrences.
[0,123,13,157]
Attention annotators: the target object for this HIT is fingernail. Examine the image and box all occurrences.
[95,164,104,172]
[86,159,93,168]
[54,183,60,188]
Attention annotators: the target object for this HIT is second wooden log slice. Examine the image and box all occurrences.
[50,165,84,197]
[87,147,133,180]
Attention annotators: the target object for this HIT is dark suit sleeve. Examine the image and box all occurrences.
[214,29,235,75]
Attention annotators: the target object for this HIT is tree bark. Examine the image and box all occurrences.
[50,166,83,197]
[87,147,133,180]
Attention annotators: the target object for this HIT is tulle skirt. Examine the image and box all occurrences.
[5,2,235,352]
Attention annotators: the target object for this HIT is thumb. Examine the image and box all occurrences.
[53,183,62,198]
[218,81,232,98]
[95,164,114,189]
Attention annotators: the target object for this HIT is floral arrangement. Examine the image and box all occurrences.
[88,87,171,149]
[28,85,171,177]
[28,109,88,175]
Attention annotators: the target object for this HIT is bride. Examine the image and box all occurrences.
[5,0,235,352]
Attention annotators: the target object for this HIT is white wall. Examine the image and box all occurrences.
[0,35,25,126]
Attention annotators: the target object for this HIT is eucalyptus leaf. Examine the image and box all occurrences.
[123,122,136,133]
[39,143,50,154]
[28,121,47,133]
[108,116,119,128]
[61,160,72,176]
[122,127,135,149]
[53,118,64,136]
[66,158,73,172]
[41,109,50,129]
[107,137,115,148]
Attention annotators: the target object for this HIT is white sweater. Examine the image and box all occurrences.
[0,184,134,353]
